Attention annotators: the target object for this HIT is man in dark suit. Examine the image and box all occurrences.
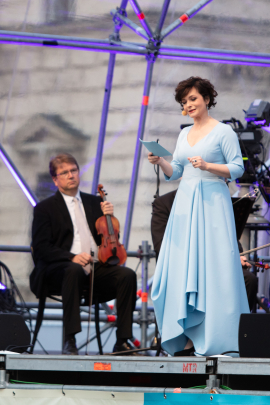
[151,189,257,311]
[30,153,137,355]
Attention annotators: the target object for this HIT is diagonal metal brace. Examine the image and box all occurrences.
[128,0,154,39]
[161,0,213,40]
[111,9,149,40]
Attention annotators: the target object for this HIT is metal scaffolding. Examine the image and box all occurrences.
[1,0,270,248]
[1,1,270,350]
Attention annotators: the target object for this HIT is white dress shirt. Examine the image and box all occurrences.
[61,190,98,260]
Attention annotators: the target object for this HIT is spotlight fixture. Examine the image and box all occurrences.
[245,99,270,126]
[0,281,7,290]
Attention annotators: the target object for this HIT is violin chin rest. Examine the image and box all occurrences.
[106,256,120,266]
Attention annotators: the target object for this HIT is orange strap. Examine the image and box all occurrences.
[137,12,145,20]
[142,95,149,106]
[179,14,189,23]
[141,292,148,302]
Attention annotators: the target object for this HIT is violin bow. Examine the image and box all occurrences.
[232,188,259,205]
[85,252,95,355]
[240,242,270,256]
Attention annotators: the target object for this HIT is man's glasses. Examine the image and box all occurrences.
[56,168,79,178]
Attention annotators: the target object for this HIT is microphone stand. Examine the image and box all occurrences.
[154,139,160,199]
[153,139,162,354]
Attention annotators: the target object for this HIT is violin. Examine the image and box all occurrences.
[95,184,127,266]
[246,259,269,272]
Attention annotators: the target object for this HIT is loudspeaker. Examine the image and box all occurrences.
[0,313,31,352]
[239,314,270,358]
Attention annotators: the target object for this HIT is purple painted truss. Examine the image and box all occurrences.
[1,0,270,251]
[0,144,39,207]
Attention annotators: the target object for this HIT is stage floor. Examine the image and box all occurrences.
[2,354,270,395]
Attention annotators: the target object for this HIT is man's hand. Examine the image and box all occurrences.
[72,252,92,266]
[188,156,208,171]
[240,255,252,269]
[101,201,114,216]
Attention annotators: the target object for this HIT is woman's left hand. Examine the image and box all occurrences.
[187,156,208,171]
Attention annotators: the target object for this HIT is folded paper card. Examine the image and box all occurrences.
[140,140,172,157]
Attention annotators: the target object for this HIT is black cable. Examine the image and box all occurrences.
[94,326,114,354]
[255,191,262,204]
[5,344,33,352]
[134,259,141,273]
[263,204,270,218]
[221,351,239,355]
[0,261,27,315]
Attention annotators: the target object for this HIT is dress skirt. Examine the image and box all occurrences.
[151,123,250,356]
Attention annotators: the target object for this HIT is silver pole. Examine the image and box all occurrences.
[128,0,154,39]
[161,0,213,39]
[91,53,116,194]
[154,0,171,36]
[123,58,155,249]
[158,50,270,66]
[141,241,150,350]
[110,9,149,40]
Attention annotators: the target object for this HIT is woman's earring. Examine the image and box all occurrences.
[182,110,187,116]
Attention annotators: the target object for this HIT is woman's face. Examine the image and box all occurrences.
[181,87,209,119]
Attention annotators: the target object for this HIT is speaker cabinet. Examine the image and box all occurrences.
[0,313,30,352]
[239,314,270,358]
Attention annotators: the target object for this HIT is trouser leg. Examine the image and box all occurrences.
[46,261,86,336]
[46,261,137,339]
[243,269,258,311]
[62,263,86,336]
[115,267,137,338]
[94,264,137,339]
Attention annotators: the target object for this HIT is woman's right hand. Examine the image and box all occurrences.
[148,152,162,165]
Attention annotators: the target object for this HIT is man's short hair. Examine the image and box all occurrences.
[49,153,79,177]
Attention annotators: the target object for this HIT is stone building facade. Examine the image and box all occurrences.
[0,0,270,300]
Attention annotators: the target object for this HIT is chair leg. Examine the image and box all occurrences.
[30,295,46,354]
[95,298,103,355]
[62,325,65,353]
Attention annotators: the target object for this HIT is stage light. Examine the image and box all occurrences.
[245,100,270,126]
[0,282,7,290]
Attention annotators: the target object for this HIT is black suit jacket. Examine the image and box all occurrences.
[30,190,103,298]
[151,190,177,260]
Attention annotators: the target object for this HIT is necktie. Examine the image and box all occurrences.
[73,197,97,274]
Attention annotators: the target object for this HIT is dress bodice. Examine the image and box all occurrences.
[166,122,244,183]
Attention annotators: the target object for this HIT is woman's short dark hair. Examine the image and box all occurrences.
[175,76,218,109]
[49,153,79,177]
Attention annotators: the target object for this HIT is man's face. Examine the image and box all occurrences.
[52,162,80,196]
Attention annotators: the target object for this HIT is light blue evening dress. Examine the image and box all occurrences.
[151,122,250,356]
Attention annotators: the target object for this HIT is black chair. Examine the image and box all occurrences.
[30,283,104,355]
[29,243,105,355]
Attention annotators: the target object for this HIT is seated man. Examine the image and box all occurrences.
[30,153,137,355]
[151,190,257,311]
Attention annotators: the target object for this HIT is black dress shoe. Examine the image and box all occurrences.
[113,342,136,355]
[63,338,78,355]
[174,346,195,357]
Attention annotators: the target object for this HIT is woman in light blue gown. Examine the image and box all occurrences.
[149,77,249,357]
